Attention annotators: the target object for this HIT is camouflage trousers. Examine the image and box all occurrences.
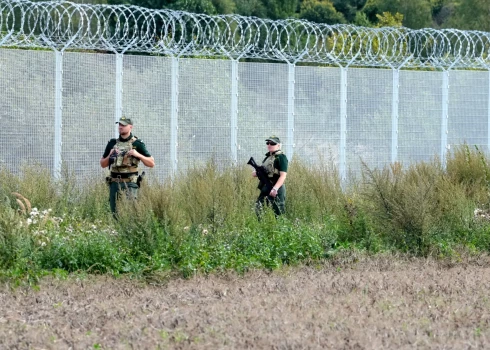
[109,181,138,214]
[255,185,286,217]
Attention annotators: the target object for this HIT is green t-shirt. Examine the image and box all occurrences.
[102,133,152,158]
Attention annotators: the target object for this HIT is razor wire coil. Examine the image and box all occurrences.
[0,0,489,69]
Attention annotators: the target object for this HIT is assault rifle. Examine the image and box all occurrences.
[247,157,273,193]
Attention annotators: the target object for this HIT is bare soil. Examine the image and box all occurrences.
[2,254,490,349]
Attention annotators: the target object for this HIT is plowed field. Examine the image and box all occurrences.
[2,255,490,349]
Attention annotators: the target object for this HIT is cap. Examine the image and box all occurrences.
[265,136,281,144]
[116,116,133,126]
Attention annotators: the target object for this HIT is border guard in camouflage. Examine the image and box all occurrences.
[251,135,288,217]
[100,116,155,216]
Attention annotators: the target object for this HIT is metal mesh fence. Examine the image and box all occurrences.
[122,55,172,180]
[237,62,289,164]
[448,71,489,151]
[178,58,232,171]
[347,68,392,174]
[2,49,55,174]
[294,66,340,166]
[1,0,490,182]
[398,71,443,164]
[1,48,490,181]
[62,52,115,178]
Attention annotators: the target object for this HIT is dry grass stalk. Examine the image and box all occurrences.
[15,198,26,215]
[12,192,32,214]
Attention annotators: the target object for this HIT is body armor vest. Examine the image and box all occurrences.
[111,137,140,173]
[262,150,284,178]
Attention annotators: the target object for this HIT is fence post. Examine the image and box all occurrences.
[41,33,78,179]
[101,38,137,137]
[384,55,413,164]
[441,70,449,165]
[230,60,238,164]
[170,56,179,175]
[159,43,192,177]
[391,68,399,163]
[339,67,347,183]
[440,57,461,168]
[326,52,360,186]
[114,53,123,137]
[217,45,251,165]
[286,62,295,159]
[274,50,307,160]
[54,50,63,179]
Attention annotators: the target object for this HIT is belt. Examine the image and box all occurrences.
[111,177,133,183]
[111,172,138,179]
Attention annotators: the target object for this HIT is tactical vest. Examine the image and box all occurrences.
[111,136,140,173]
[262,150,284,178]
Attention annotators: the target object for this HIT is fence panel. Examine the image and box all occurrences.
[122,55,172,180]
[237,62,289,164]
[2,48,490,182]
[63,52,115,179]
[398,71,443,164]
[448,71,489,153]
[178,58,232,171]
[1,49,55,174]
[346,68,393,174]
[294,66,341,167]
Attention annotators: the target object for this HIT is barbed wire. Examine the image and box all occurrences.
[0,0,489,69]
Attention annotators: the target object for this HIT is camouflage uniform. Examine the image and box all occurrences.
[256,137,288,217]
[102,120,152,214]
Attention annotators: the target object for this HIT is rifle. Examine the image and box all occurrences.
[247,157,273,193]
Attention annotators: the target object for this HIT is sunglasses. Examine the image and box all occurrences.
[266,141,277,146]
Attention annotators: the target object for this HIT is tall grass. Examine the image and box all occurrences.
[2,145,490,281]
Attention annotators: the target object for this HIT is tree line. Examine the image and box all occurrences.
[90,0,489,31]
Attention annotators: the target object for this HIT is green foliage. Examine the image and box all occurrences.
[234,0,267,17]
[333,0,367,22]
[103,0,473,32]
[173,0,217,14]
[448,0,490,31]
[299,0,346,24]
[211,0,237,14]
[2,147,490,281]
[0,203,29,268]
[262,0,299,19]
[353,11,373,26]
[375,11,403,27]
[363,0,433,29]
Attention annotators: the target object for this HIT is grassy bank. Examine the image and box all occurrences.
[1,145,490,282]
